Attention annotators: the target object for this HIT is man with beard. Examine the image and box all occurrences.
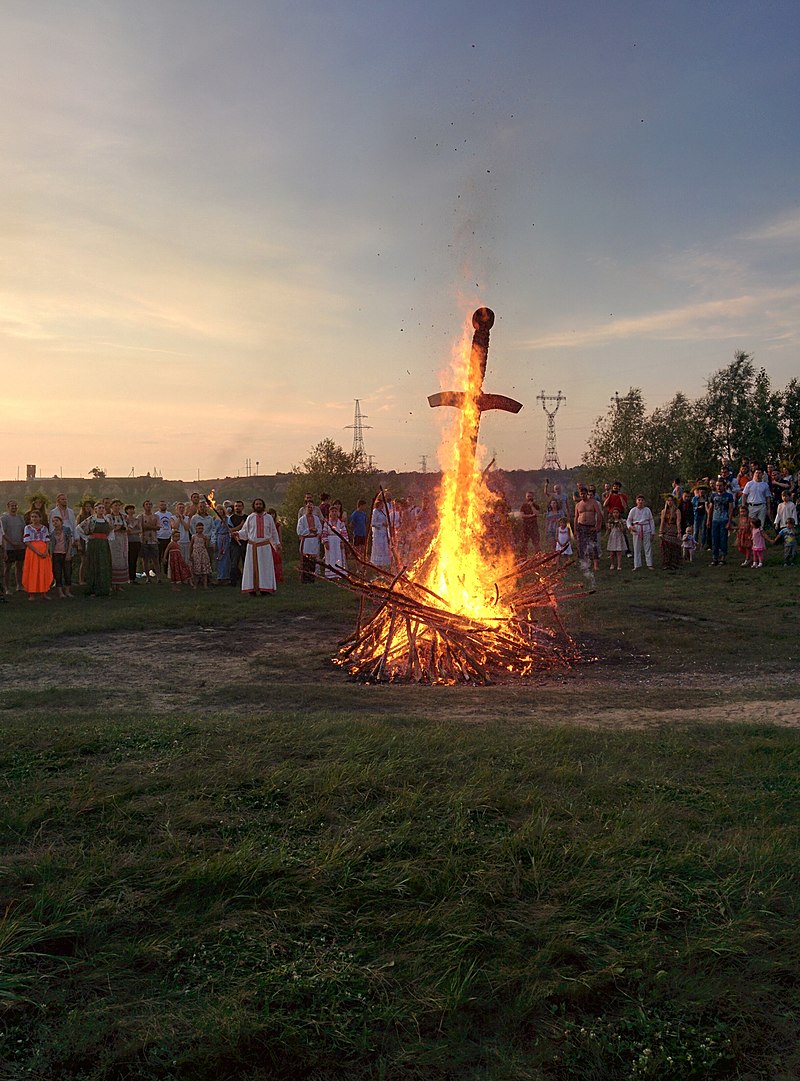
[234,498,281,596]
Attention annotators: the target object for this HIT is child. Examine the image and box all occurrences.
[49,514,74,597]
[22,510,53,601]
[736,508,753,566]
[189,522,213,588]
[606,507,627,571]
[770,518,797,567]
[163,529,194,590]
[555,516,573,569]
[681,525,697,563]
[750,522,766,568]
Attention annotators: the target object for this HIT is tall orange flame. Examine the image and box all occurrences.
[408,320,516,620]
[332,308,580,684]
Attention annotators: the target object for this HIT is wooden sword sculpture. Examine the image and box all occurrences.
[428,307,522,517]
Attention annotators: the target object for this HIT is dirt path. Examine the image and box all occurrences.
[3,619,798,727]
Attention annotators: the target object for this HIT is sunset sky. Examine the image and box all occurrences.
[2,1,798,480]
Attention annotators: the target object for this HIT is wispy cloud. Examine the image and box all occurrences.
[739,211,800,243]
[522,287,800,350]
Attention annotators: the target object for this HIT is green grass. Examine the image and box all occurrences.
[0,555,798,1079]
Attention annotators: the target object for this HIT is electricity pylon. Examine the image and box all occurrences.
[345,399,372,464]
[536,390,566,470]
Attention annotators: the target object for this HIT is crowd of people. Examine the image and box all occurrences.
[0,492,288,601]
[0,489,434,602]
[516,461,797,573]
[1,461,796,602]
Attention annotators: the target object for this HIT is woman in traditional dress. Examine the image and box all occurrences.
[369,493,392,569]
[212,502,232,584]
[659,496,682,571]
[22,511,53,601]
[108,499,129,591]
[237,498,281,595]
[321,504,349,579]
[79,502,113,596]
[296,499,322,584]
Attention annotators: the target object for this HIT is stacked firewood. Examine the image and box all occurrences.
[325,550,585,685]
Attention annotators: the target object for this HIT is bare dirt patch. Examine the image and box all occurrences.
[0,617,341,708]
[3,617,798,727]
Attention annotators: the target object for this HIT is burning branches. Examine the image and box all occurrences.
[329,549,583,685]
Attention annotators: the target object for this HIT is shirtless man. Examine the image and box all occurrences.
[574,486,603,571]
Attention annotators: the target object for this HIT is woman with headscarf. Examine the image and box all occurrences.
[78,501,114,596]
[108,499,129,591]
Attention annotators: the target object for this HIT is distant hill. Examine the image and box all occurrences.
[0,467,583,515]
[0,476,294,513]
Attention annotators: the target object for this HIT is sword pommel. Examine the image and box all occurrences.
[472,307,495,333]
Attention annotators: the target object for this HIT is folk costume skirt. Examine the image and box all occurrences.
[22,541,53,594]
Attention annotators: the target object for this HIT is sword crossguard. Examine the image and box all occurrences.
[428,307,522,415]
[428,391,522,414]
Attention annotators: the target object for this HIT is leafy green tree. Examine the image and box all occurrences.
[584,355,790,505]
[281,439,379,524]
[702,351,781,465]
[300,438,361,475]
[582,389,654,499]
[702,351,755,462]
[645,393,717,497]
[779,378,800,467]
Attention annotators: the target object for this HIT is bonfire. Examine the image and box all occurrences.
[329,307,583,684]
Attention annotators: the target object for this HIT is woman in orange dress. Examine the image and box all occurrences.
[22,510,53,601]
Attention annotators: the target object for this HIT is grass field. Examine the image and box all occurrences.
[1,553,798,1080]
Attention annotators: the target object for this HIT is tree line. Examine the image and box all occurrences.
[582,352,800,504]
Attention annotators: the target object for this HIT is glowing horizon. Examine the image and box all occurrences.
[2,2,798,480]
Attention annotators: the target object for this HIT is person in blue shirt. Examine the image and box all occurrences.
[349,500,368,561]
[707,479,735,566]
